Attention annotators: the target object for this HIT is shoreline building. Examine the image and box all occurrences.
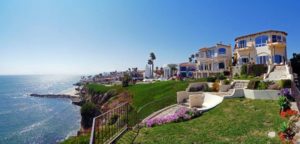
[194,43,232,78]
[234,30,287,65]
[179,62,196,78]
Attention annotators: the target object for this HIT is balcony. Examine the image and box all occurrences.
[267,41,286,49]
[234,46,254,52]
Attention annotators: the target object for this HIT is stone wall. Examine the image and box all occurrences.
[244,89,280,100]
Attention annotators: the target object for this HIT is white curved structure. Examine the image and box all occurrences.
[195,93,224,111]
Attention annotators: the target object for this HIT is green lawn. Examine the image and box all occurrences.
[122,98,284,144]
[126,81,188,120]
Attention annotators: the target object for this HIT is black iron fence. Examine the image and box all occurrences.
[90,103,134,144]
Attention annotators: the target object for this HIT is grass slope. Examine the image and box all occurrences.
[127,81,188,120]
[132,98,284,144]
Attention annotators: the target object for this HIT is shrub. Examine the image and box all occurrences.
[122,73,132,87]
[241,64,247,75]
[81,102,100,129]
[257,81,268,90]
[247,80,260,89]
[223,79,231,85]
[247,64,267,76]
[278,96,290,111]
[212,81,220,92]
[234,73,240,79]
[223,70,230,76]
[216,73,226,80]
[203,87,213,92]
[188,83,208,92]
[279,79,292,88]
[207,77,216,82]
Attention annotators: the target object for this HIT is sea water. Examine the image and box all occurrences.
[0,75,81,144]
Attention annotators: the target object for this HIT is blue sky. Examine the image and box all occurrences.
[0,0,299,75]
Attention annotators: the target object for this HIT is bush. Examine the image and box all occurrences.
[81,102,100,129]
[279,80,292,88]
[203,87,213,92]
[216,73,226,80]
[223,70,230,76]
[212,81,220,92]
[234,73,239,78]
[247,80,260,89]
[257,81,268,90]
[241,64,247,75]
[248,64,267,76]
[223,79,231,85]
[188,83,208,92]
[207,77,216,82]
[122,73,132,87]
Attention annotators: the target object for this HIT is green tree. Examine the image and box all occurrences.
[122,73,131,87]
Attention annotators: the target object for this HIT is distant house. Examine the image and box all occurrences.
[179,62,196,78]
[194,43,232,78]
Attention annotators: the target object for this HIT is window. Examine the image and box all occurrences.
[256,56,269,64]
[206,50,214,58]
[255,35,268,47]
[180,67,186,71]
[272,35,284,43]
[241,58,249,64]
[238,40,247,48]
[218,48,226,55]
[219,62,225,69]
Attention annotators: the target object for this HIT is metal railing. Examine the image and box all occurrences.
[90,103,130,144]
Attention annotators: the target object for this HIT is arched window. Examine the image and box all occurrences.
[218,48,226,55]
[255,35,268,47]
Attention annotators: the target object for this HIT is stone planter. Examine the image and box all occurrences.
[244,89,280,100]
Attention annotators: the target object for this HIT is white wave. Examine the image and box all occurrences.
[0,110,12,115]
[19,118,49,134]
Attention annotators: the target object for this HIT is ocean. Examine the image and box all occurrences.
[0,75,81,144]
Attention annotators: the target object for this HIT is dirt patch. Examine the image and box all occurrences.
[101,91,132,112]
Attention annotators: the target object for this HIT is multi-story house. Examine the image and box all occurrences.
[194,43,232,78]
[234,30,287,65]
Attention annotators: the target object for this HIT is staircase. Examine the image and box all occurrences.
[265,65,289,81]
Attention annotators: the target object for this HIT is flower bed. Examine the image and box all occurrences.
[278,88,299,143]
[146,107,201,127]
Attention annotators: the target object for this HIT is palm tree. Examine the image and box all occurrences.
[191,54,195,59]
[189,57,193,63]
[150,52,156,78]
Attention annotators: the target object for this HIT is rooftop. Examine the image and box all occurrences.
[235,30,288,41]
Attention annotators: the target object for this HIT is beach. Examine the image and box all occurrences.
[60,87,79,97]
